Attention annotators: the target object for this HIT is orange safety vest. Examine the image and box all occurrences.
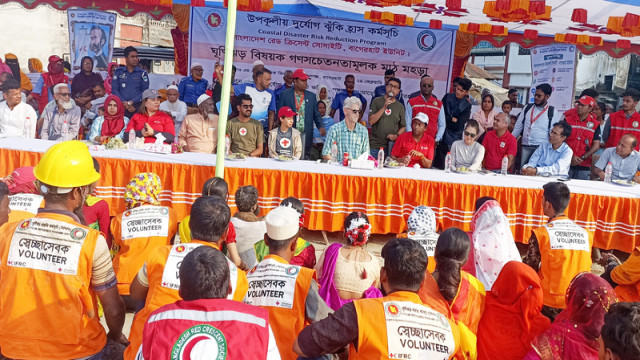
[349,291,459,360]
[449,270,486,335]
[611,246,640,302]
[123,240,248,360]
[533,216,593,309]
[0,212,106,359]
[7,193,44,224]
[111,205,177,295]
[244,254,315,360]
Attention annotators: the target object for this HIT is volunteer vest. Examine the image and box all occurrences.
[533,216,593,308]
[605,111,640,150]
[349,291,458,360]
[564,109,600,167]
[450,270,486,334]
[7,193,44,223]
[0,213,105,359]
[124,241,248,360]
[244,255,315,360]
[111,205,177,295]
[408,94,442,139]
[138,298,270,360]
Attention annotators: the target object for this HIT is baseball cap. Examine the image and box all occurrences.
[48,55,62,63]
[266,206,300,241]
[413,112,429,124]
[577,95,595,107]
[292,69,309,80]
[197,94,211,106]
[278,106,296,118]
[142,89,161,100]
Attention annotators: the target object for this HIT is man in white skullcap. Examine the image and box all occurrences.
[178,93,219,153]
[244,206,333,360]
[159,84,187,133]
[178,62,208,108]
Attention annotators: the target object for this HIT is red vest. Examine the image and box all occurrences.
[408,94,442,139]
[139,298,270,359]
[564,108,600,167]
[605,111,640,150]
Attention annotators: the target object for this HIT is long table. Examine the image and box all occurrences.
[1,137,639,252]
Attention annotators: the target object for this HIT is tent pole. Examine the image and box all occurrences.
[215,0,238,179]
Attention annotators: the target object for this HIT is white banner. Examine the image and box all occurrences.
[189,7,455,112]
[530,44,577,112]
[67,9,117,75]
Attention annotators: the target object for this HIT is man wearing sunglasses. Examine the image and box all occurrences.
[522,120,573,177]
[226,93,264,157]
[40,83,81,141]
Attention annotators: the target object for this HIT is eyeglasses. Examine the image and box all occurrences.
[57,93,71,97]
[386,84,399,89]
[348,108,360,114]
[463,131,477,138]
[241,105,254,109]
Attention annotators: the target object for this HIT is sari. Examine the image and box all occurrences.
[525,272,618,360]
[317,243,382,311]
[450,270,486,334]
[471,200,521,290]
[477,261,550,360]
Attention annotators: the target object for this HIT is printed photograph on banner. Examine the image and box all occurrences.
[189,7,455,122]
[67,9,117,75]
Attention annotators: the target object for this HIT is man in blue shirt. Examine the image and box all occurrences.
[273,70,293,104]
[330,74,368,123]
[593,134,640,182]
[372,69,404,107]
[230,68,275,136]
[522,120,573,177]
[178,62,208,107]
[112,46,149,118]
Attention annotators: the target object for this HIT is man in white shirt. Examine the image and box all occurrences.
[0,78,37,138]
[40,83,81,141]
[159,84,187,133]
[593,134,640,183]
[512,83,562,166]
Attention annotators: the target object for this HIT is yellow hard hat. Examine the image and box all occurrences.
[34,140,100,188]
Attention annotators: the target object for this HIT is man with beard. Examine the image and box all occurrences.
[274,69,293,104]
[89,26,109,70]
[178,63,208,108]
[226,94,263,157]
[405,75,445,141]
[40,83,81,140]
[112,46,149,118]
[0,140,127,360]
[390,112,434,168]
[159,84,187,133]
[179,94,219,153]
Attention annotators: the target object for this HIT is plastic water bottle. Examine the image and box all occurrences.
[23,121,32,138]
[129,129,136,149]
[604,162,613,183]
[225,134,231,155]
[444,152,452,173]
[501,155,509,175]
[377,147,384,169]
[331,141,338,163]
[61,120,70,141]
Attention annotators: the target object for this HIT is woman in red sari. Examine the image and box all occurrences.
[477,261,551,360]
[523,272,618,360]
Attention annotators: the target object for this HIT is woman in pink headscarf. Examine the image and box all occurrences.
[523,272,618,360]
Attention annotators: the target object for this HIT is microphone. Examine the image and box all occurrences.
[388,91,394,98]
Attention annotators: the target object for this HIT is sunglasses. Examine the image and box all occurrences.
[464,131,477,138]
[241,105,254,109]
[58,93,71,97]
[348,108,360,114]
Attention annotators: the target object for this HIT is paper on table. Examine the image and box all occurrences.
[155,133,166,144]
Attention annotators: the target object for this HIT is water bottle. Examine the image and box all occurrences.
[444,152,452,173]
[225,134,231,155]
[129,129,136,149]
[377,147,384,169]
[604,162,613,183]
[501,155,509,175]
[331,141,338,163]
[61,120,70,141]
[23,121,32,139]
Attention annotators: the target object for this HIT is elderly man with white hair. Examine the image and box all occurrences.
[40,83,81,140]
[159,84,187,133]
[322,96,370,162]
[179,94,219,154]
[178,62,208,108]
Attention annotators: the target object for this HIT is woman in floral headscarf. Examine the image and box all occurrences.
[524,272,618,360]
[110,172,178,308]
[316,211,382,311]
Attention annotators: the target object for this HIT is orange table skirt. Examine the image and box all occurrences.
[1,147,638,252]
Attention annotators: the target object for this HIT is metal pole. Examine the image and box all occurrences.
[215,0,238,178]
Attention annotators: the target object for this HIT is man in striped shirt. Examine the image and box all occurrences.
[322,96,370,162]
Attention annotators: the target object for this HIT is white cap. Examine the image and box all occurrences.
[252,60,264,68]
[413,112,429,124]
[197,94,211,106]
[167,85,178,91]
[266,206,300,241]
[191,62,203,69]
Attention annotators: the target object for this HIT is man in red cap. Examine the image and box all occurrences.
[27,55,69,114]
[277,69,325,159]
[268,106,302,159]
[561,95,600,179]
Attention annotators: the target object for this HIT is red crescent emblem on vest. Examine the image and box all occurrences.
[20,221,30,229]
[633,121,639,128]
[385,108,392,116]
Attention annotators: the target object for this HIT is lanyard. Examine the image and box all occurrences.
[529,105,549,125]
[294,92,305,112]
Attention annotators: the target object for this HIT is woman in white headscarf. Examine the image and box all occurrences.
[403,205,439,273]
[471,197,521,290]
[316,84,332,109]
